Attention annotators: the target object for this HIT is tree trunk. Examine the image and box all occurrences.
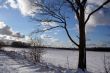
[78,5,86,71]
[78,25,86,71]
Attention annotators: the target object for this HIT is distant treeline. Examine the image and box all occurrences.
[0,41,110,52]
[0,41,31,48]
[41,47,110,52]
[0,41,45,48]
[11,41,31,48]
[0,41,6,48]
[86,47,110,52]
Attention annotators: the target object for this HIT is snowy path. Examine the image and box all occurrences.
[0,51,18,73]
[0,51,50,73]
[0,50,66,73]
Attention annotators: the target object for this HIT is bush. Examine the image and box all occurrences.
[28,38,45,63]
[103,54,110,73]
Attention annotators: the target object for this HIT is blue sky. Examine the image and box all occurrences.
[0,0,110,47]
[0,7,35,35]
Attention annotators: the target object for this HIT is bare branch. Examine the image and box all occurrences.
[35,2,66,24]
[63,18,79,47]
[66,0,80,19]
[85,0,110,25]
[76,0,81,7]
[81,0,87,6]
[32,18,64,23]
[64,26,79,47]
[31,25,64,35]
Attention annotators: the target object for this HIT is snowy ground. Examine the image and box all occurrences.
[0,51,46,73]
[1,47,110,73]
[0,48,73,73]
[0,50,69,73]
[43,49,110,73]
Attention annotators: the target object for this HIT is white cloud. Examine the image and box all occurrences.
[85,0,110,32]
[54,32,58,35]
[14,35,30,42]
[88,0,106,5]
[0,21,6,29]
[16,0,37,16]
[40,34,73,47]
[0,25,13,35]
[40,34,59,42]
[5,0,18,9]
[1,0,38,16]
[0,21,30,42]
[0,34,30,43]
[74,0,110,32]
[40,22,58,32]
[41,22,58,28]
[0,21,13,35]
[0,22,24,38]
[40,34,60,46]
[40,34,52,39]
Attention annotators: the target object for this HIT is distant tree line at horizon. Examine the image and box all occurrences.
[11,41,31,48]
[0,40,110,52]
[0,40,31,48]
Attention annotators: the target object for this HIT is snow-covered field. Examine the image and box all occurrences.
[1,47,110,73]
[43,49,110,73]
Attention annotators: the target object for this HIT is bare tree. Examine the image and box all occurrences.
[32,0,110,72]
[103,54,110,73]
[29,37,45,63]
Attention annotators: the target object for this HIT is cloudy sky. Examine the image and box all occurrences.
[0,0,110,47]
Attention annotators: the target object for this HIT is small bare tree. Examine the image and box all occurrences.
[103,54,110,73]
[29,37,45,63]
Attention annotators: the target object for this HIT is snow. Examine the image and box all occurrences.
[42,49,110,73]
[0,49,72,73]
[0,52,18,73]
[0,51,49,73]
[1,47,110,73]
[76,68,91,73]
